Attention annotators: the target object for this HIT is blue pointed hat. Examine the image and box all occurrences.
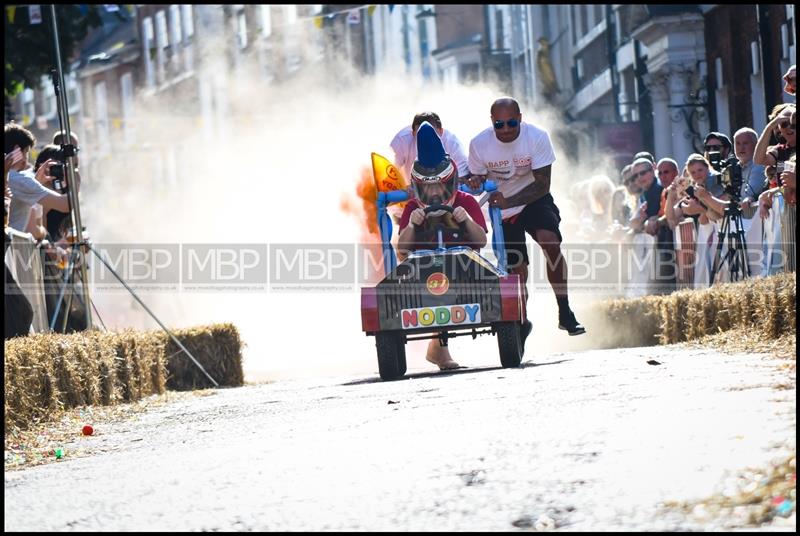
[412,121,453,180]
[411,121,457,206]
[416,121,446,169]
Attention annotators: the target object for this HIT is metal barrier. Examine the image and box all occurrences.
[4,230,48,333]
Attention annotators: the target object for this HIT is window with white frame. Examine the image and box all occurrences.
[142,16,155,88]
[169,5,182,51]
[260,5,272,37]
[181,5,194,40]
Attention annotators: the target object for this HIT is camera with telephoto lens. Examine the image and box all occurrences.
[708,151,743,197]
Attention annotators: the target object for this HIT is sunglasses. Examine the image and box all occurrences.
[634,169,652,178]
[778,120,795,129]
[704,144,723,151]
[493,118,520,129]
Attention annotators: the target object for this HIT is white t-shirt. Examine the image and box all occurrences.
[390,126,470,182]
[468,122,556,219]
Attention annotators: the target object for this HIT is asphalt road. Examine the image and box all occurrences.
[4,345,796,531]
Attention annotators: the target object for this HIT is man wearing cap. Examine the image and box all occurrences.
[466,97,585,340]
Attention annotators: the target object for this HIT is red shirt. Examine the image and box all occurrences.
[398,190,487,250]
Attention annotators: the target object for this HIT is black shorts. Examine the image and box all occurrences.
[502,193,562,268]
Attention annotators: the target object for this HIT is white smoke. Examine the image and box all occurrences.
[81,51,621,381]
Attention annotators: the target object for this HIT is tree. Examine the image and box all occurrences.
[4,5,102,109]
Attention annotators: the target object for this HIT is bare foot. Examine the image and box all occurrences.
[426,341,460,370]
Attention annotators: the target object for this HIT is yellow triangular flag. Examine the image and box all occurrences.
[313,15,323,29]
[7,6,16,23]
[368,5,377,17]
[371,152,408,208]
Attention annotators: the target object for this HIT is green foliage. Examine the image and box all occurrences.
[4,5,102,106]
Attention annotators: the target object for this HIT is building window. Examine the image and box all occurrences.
[580,5,589,36]
[460,63,480,85]
[66,73,81,114]
[181,5,194,40]
[750,41,760,75]
[237,10,248,49]
[120,72,134,144]
[495,8,505,51]
[142,16,155,88]
[41,75,57,119]
[155,11,168,84]
[169,5,182,50]
[781,24,790,59]
[94,82,110,153]
[284,5,297,25]
[260,5,272,37]
[21,89,35,126]
[593,4,603,28]
[571,5,578,45]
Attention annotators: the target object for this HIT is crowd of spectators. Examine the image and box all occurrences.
[566,65,796,296]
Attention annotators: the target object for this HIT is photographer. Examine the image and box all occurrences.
[35,144,74,241]
[703,132,733,162]
[3,123,78,234]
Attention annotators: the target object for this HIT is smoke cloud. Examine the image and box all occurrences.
[81,50,627,381]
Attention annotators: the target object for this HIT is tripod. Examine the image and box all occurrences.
[45,5,218,387]
[709,194,750,285]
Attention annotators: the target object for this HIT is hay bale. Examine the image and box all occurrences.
[163,323,244,390]
[4,322,243,432]
[592,273,795,349]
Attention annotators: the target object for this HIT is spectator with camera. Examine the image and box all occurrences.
[670,154,726,285]
[3,123,78,235]
[673,154,725,222]
[703,132,733,162]
[35,144,73,242]
[756,104,796,264]
[754,104,796,171]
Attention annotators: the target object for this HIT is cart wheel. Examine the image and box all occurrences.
[375,331,407,380]
[494,322,523,368]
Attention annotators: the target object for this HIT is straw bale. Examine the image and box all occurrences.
[4,322,243,432]
[593,273,795,348]
[163,323,244,390]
